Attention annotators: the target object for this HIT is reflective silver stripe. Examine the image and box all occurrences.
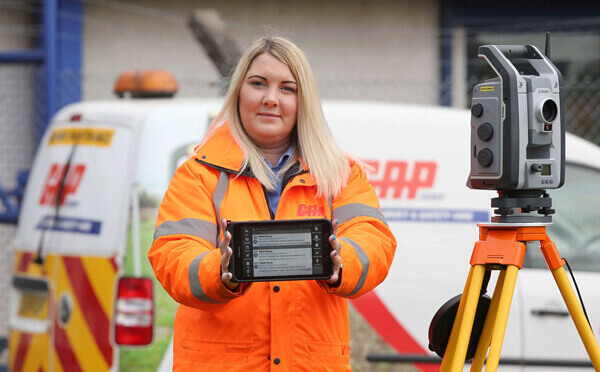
[340,237,369,297]
[153,218,217,243]
[189,252,226,304]
[328,196,333,218]
[332,203,388,226]
[213,171,229,245]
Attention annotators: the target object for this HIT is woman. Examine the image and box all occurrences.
[148,36,396,371]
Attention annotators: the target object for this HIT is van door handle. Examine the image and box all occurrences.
[531,309,569,317]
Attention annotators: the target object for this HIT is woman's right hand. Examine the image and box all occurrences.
[219,218,239,291]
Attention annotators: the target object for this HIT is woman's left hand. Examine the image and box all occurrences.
[326,219,343,285]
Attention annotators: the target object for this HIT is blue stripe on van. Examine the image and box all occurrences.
[381,208,489,223]
[37,215,102,234]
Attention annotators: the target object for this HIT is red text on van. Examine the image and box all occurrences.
[39,163,86,206]
[297,204,325,217]
[364,160,437,199]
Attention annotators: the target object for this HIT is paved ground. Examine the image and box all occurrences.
[0,336,7,372]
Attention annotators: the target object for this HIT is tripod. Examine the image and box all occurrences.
[438,191,600,371]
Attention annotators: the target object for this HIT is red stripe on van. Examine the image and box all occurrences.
[18,252,33,272]
[62,256,113,366]
[351,291,439,372]
[13,333,32,372]
[109,256,118,272]
[54,317,83,372]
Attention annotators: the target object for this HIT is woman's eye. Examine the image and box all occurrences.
[251,81,265,87]
[282,86,296,93]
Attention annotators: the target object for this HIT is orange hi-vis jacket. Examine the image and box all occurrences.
[148,123,396,371]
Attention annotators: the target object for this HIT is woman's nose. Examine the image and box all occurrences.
[262,91,278,108]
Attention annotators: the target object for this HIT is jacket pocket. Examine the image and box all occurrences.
[179,338,254,364]
[307,340,351,364]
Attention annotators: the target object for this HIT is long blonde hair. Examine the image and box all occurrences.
[208,36,350,197]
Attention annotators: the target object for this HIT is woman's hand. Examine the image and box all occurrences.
[219,218,239,291]
[326,219,343,285]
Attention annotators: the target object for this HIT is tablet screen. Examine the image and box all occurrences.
[252,227,321,277]
[230,219,331,282]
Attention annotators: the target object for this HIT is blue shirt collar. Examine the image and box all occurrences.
[265,146,294,170]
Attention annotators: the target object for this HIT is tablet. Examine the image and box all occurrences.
[227,219,333,282]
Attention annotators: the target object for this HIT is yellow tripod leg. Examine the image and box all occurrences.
[441,265,486,372]
[552,267,600,370]
[485,265,519,372]
[470,270,506,372]
[441,266,476,371]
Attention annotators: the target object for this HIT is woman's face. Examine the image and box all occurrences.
[238,53,298,149]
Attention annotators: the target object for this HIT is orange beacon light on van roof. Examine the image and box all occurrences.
[114,70,178,98]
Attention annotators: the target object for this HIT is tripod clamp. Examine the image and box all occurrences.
[491,189,554,223]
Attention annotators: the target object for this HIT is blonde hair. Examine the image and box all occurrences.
[207,36,350,197]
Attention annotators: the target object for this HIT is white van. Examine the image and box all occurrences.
[328,102,600,371]
[9,97,222,371]
[9,89,600,370]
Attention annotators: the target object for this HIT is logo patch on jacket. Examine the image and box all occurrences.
[297,204,324,217]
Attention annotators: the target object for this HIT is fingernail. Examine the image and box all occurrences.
[333,251,338,256]
[228,273,232,279]
[332,235,336,241]
[335,219,339,225]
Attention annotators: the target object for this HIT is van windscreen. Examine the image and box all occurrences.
[16,124,133,257]
[524,164,600,272]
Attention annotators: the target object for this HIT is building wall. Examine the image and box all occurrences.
[0,0,440,342]
[83,0,440,104]
[0,6,38,338]
[451,26,467,108]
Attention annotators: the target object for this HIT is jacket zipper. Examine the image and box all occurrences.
[196,157,307,220]
[281,161,306,190]
[261,185,275,220]
[271,162,308,220]
[263,162,308,220]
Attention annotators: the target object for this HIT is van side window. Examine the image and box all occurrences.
[523,164,600,272]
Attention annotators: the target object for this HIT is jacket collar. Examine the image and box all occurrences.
[195,122,245,173]
[194,122,309,175]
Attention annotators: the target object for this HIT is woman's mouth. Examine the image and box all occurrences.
[258,112,280,118]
